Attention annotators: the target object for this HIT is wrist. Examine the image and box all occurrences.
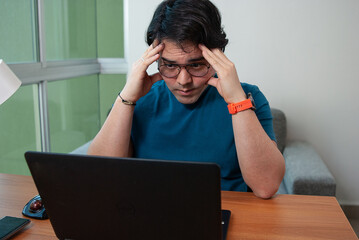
[225,90,247,104]
[226,95,247,104]
[223,82,247,104]
[119,87,140,103]
[118,93,136,106]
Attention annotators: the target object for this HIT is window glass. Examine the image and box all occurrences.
[0,85,41,175]
[44,0,97,60]
[48,75,100,153]
[97,0,124,58]
[0,0,37,63]
[99,74,126,125]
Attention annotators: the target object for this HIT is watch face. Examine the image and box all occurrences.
[247,92,256,110]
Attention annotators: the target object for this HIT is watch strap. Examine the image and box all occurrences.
[227,93,255,114]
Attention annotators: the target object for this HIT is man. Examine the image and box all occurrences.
[88,0,285,199]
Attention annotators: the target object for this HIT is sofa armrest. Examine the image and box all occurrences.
[282,141,336,196]
[70,141,92,155]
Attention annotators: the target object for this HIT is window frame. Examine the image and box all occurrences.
[6,0,128,152]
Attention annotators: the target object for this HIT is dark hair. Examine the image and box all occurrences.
[146,0,228,51]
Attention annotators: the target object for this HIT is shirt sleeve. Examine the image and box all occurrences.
[242,83,277,142]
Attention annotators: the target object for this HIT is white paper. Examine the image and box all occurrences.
[0,59,22,105]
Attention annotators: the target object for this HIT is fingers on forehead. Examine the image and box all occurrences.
[152,39,160,48]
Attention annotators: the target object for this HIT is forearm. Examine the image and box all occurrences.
[87,97,134,157]
[232,110,285,199]
[88,42,164,157]
[199,45,284,197]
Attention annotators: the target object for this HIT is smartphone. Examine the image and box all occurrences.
[0,216,31,240]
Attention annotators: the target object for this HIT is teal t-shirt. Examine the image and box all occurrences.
[131,80,275,192]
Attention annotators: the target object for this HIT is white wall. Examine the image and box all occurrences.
[127,0,359,205]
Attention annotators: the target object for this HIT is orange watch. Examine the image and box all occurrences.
[227,92,256,114]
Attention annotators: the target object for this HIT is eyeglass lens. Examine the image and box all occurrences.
[158,63,209,78]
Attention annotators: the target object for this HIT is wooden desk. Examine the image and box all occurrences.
[0,173,357,240]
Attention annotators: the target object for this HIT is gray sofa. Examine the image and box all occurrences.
[71,108,336,196]
[271,108,336,196]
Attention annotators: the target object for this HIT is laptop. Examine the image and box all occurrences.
[25,151,231,240]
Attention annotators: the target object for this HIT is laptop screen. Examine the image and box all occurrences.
[25,151,225,240]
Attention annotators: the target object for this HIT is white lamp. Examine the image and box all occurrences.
[0,59,22,105]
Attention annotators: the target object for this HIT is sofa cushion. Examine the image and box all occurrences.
[271,108,287,153]
[70,141,92,155]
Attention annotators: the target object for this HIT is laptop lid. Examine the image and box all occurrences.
[25,151,223,240]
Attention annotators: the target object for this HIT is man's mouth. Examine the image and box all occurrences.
[178,89,194,96]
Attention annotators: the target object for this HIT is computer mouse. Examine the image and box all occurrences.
[22,195,48,220]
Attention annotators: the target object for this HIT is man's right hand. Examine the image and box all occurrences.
[120,40,164,103]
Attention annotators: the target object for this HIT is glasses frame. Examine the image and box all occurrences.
[157,61,211,78]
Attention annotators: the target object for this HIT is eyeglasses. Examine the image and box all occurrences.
[158,61,211,78]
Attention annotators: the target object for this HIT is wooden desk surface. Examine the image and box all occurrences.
[0,173,357,240]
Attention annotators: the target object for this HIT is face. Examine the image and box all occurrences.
[159,40,215,105]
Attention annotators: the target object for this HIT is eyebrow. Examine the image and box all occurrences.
[161,56,205,63]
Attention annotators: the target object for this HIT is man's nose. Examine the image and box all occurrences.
[176,67,192,86]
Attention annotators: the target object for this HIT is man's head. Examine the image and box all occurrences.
[146,0,228,105]
[146,0,228,51]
